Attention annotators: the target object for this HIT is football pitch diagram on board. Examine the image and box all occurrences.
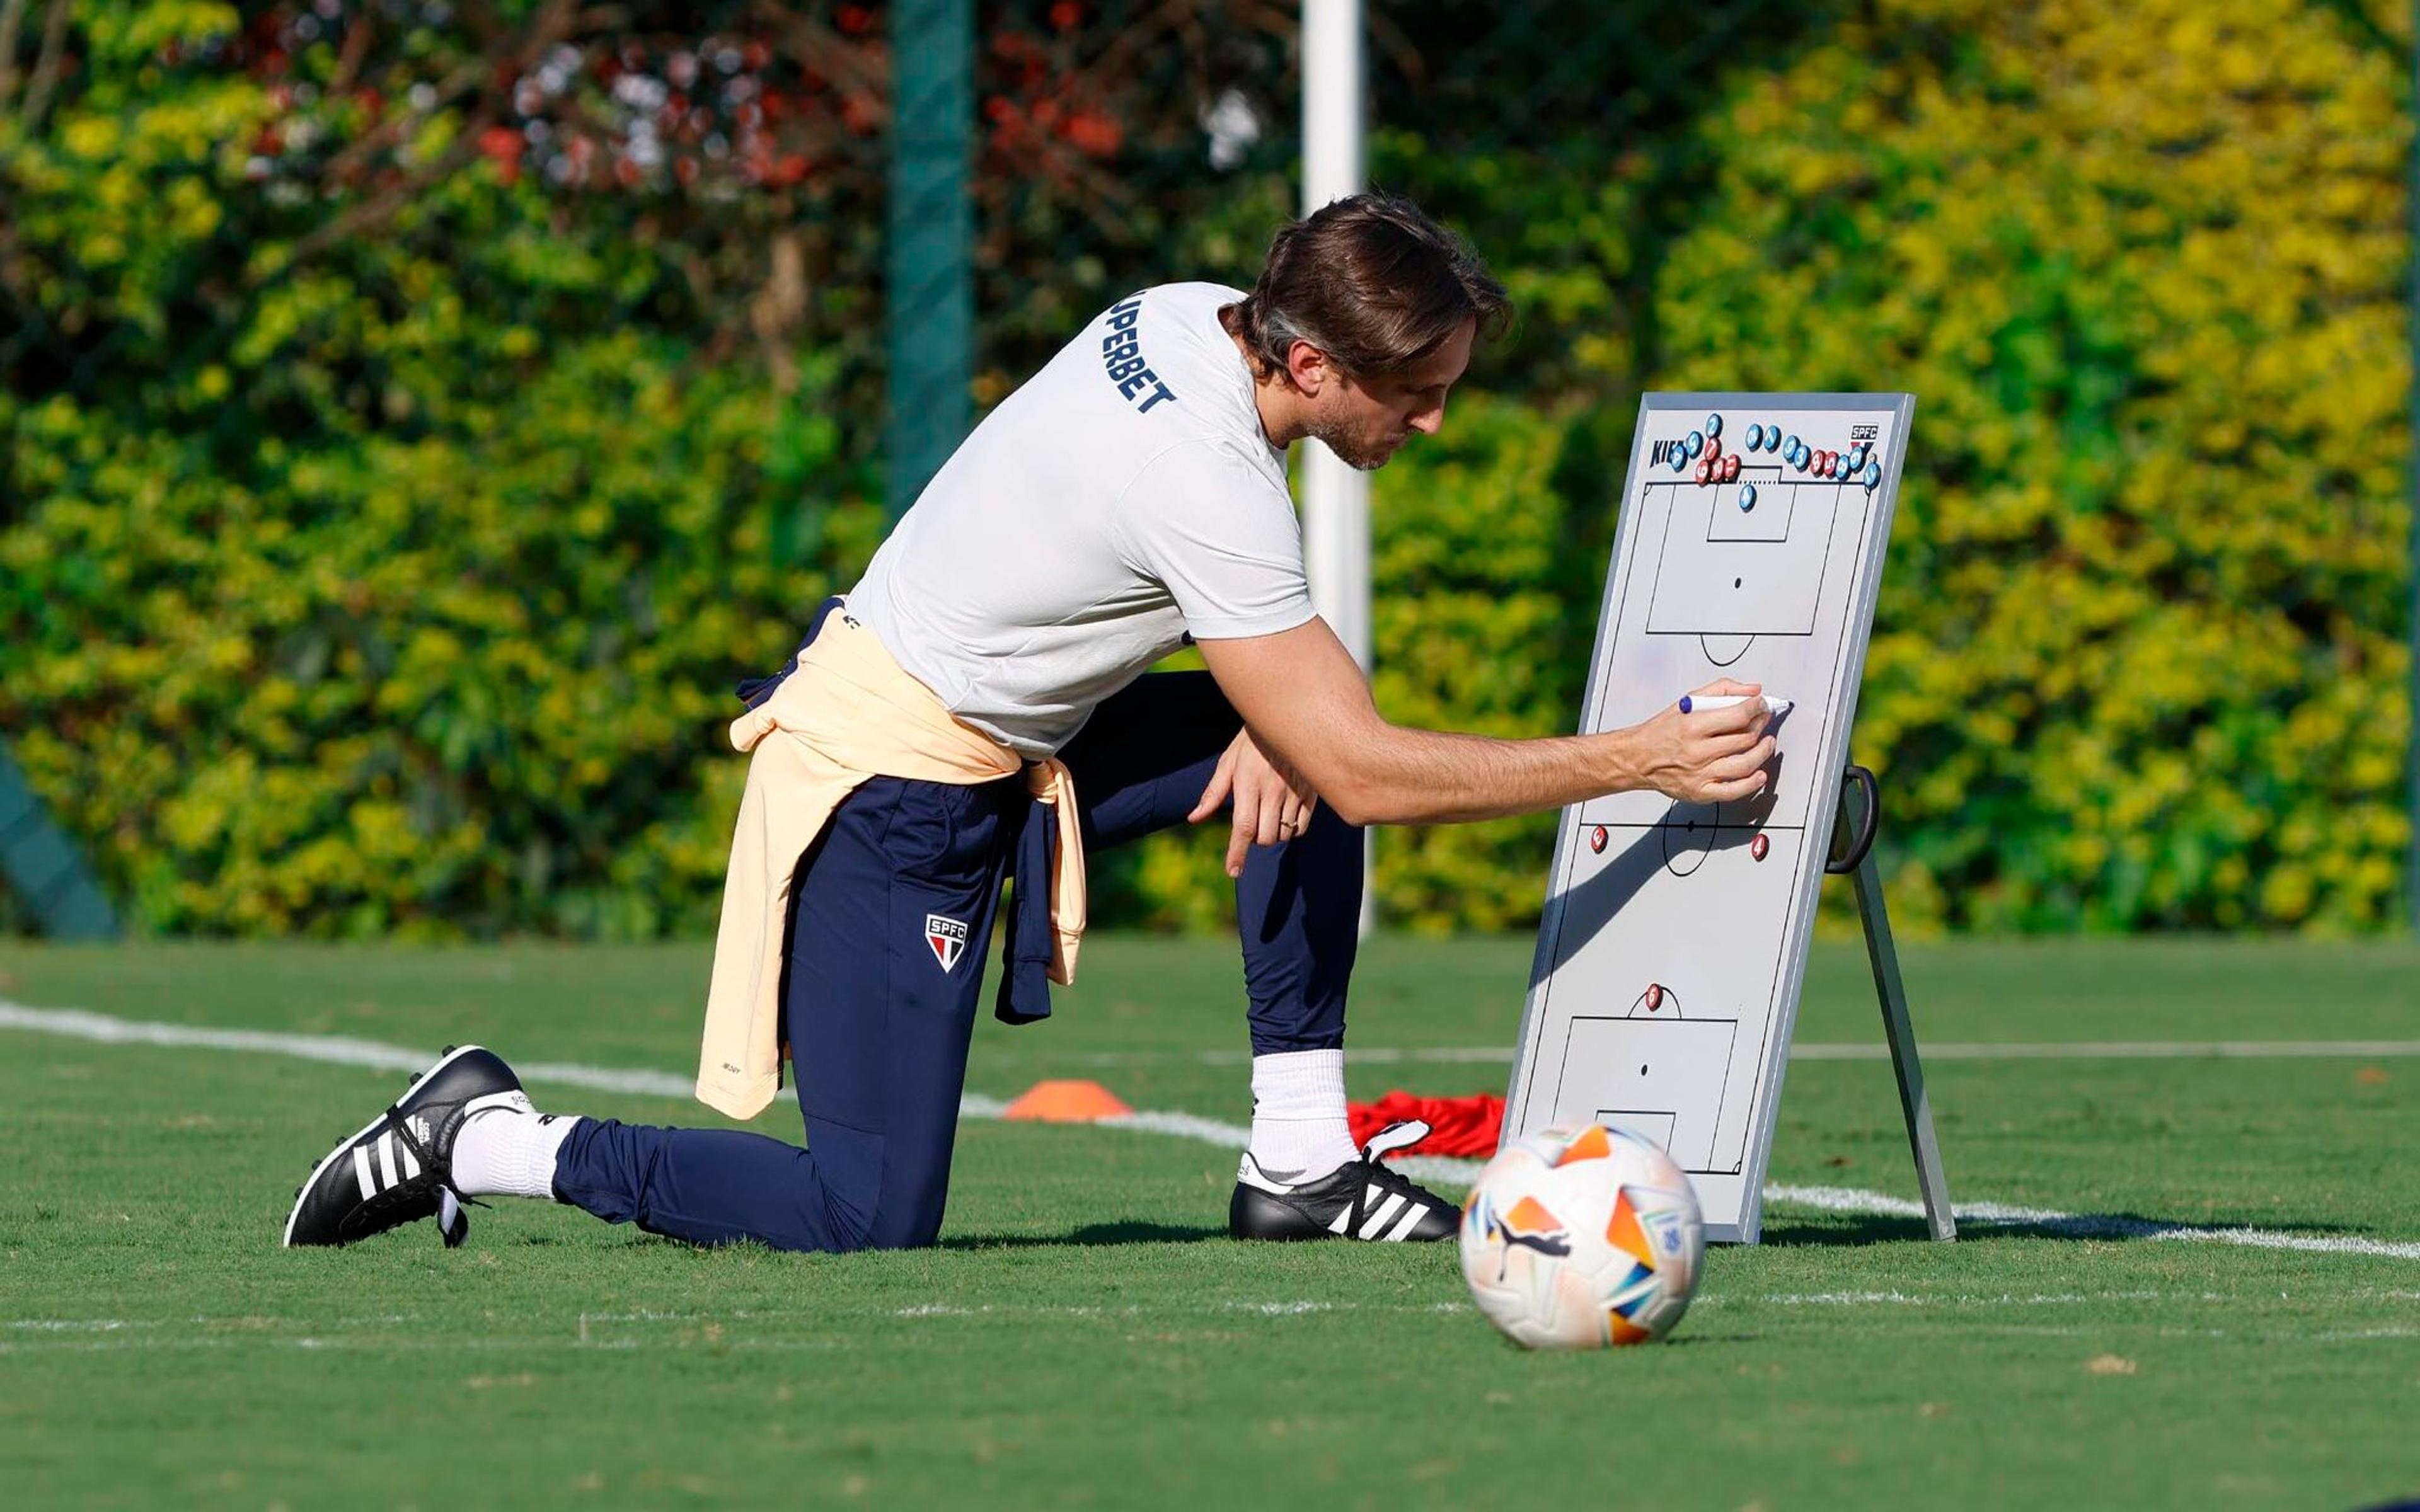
[1504,392,1914,1243]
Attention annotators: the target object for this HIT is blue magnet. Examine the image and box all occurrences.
[1686,430,1705,458]
[1746,423,1765,450]
[1739,483,1758,511]
[1670,448,1688,474]
[1766,427,1783,451]
[1850,445,1869,471]
[1783,433,1802,459]
[1704,413,1722,438]
[1864,461,1881,489]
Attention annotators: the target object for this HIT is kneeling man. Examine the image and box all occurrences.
[282,193,1775,1254]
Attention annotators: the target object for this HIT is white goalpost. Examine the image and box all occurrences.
[1299,0,1376,935]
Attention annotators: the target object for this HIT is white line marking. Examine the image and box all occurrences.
[2321,1327,2420,1339]
[18,1289,2420,1352]
[1095,1108,1251,1145]
[1795,1040,2420,1062]
[1761,1183,2420,1260]
[1000,1040,2420,1067]
[1744,1290,2167,1307]
[7,1001,2417,1261]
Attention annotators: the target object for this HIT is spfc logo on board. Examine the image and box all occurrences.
[925,914,969,972]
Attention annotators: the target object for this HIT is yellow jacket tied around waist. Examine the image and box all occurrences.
[695,610,1085,1120]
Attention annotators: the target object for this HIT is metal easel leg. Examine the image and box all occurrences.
[1834,769,1956,1240]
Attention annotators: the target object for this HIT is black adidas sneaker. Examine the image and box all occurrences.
[1230,1121,1458,1242]
[280,1045,528,1248]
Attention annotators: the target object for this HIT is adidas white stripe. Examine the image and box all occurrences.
[1384,1203,1431,1242]
[350,1145,376,1201]
[376,1131,400,1189]
[1359,1193,1407,1239]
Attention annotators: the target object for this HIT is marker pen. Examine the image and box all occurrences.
[1678,694,1793,717]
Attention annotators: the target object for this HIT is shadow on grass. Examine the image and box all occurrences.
[1757,1210,2375,1249]
[939,1220,1228,1250]
[1755,1214,1936,1248]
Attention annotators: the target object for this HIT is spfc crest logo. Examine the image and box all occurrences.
[925,914,969,972]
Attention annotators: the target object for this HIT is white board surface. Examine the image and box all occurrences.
[1502,392,1912,1242]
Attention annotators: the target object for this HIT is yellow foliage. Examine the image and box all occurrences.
[1650,0,2412,929]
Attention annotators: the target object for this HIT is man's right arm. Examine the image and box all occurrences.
[1194,617,1777,826]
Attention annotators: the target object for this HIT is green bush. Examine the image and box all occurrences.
[1650,0,2412,931]
[1,3,886,938]
[6,340,885,937]
[4,0,2414,939]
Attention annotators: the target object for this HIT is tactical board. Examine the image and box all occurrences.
[1502,392,1914,1243]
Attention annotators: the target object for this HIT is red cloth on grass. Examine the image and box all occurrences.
[1347,1091,1504,1158]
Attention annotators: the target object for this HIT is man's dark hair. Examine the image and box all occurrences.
[1223,192,1510,385]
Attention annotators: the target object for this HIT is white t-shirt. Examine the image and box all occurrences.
[848,282,1314,757]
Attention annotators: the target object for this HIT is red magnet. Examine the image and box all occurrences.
[1589,825,1608,853]
[1693,457,1712,484]
[1722,454,1741,483]
[1703,435,1721,462]
[1644,983,1664,1012]
[1751,833,1770,862]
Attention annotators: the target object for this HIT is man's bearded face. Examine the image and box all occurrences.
[1308,389,1413,471]
[1301,319,1476,471]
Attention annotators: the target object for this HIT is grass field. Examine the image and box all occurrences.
[3,935,2417,1509]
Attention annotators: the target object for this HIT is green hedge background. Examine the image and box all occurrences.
[3,0,2412,939]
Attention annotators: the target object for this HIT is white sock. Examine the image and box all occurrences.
[1248,1048,1356,1182]
[451,1099,580,1201]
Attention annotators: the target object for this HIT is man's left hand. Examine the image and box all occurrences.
[1188,728,1320,878]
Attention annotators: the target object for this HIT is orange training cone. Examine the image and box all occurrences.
[1001,1079,1133,1123]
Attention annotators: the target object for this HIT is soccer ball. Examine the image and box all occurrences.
[1458,1121,1705,1349]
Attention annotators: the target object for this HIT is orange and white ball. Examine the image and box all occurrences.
[1458,1122,1706,1349]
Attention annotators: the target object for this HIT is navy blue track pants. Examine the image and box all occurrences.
[551,671,1363,1252]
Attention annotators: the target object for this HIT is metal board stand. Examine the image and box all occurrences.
[1826,764,1954,1239]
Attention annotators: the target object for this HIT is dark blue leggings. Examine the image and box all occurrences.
[551,672,1363,1252]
